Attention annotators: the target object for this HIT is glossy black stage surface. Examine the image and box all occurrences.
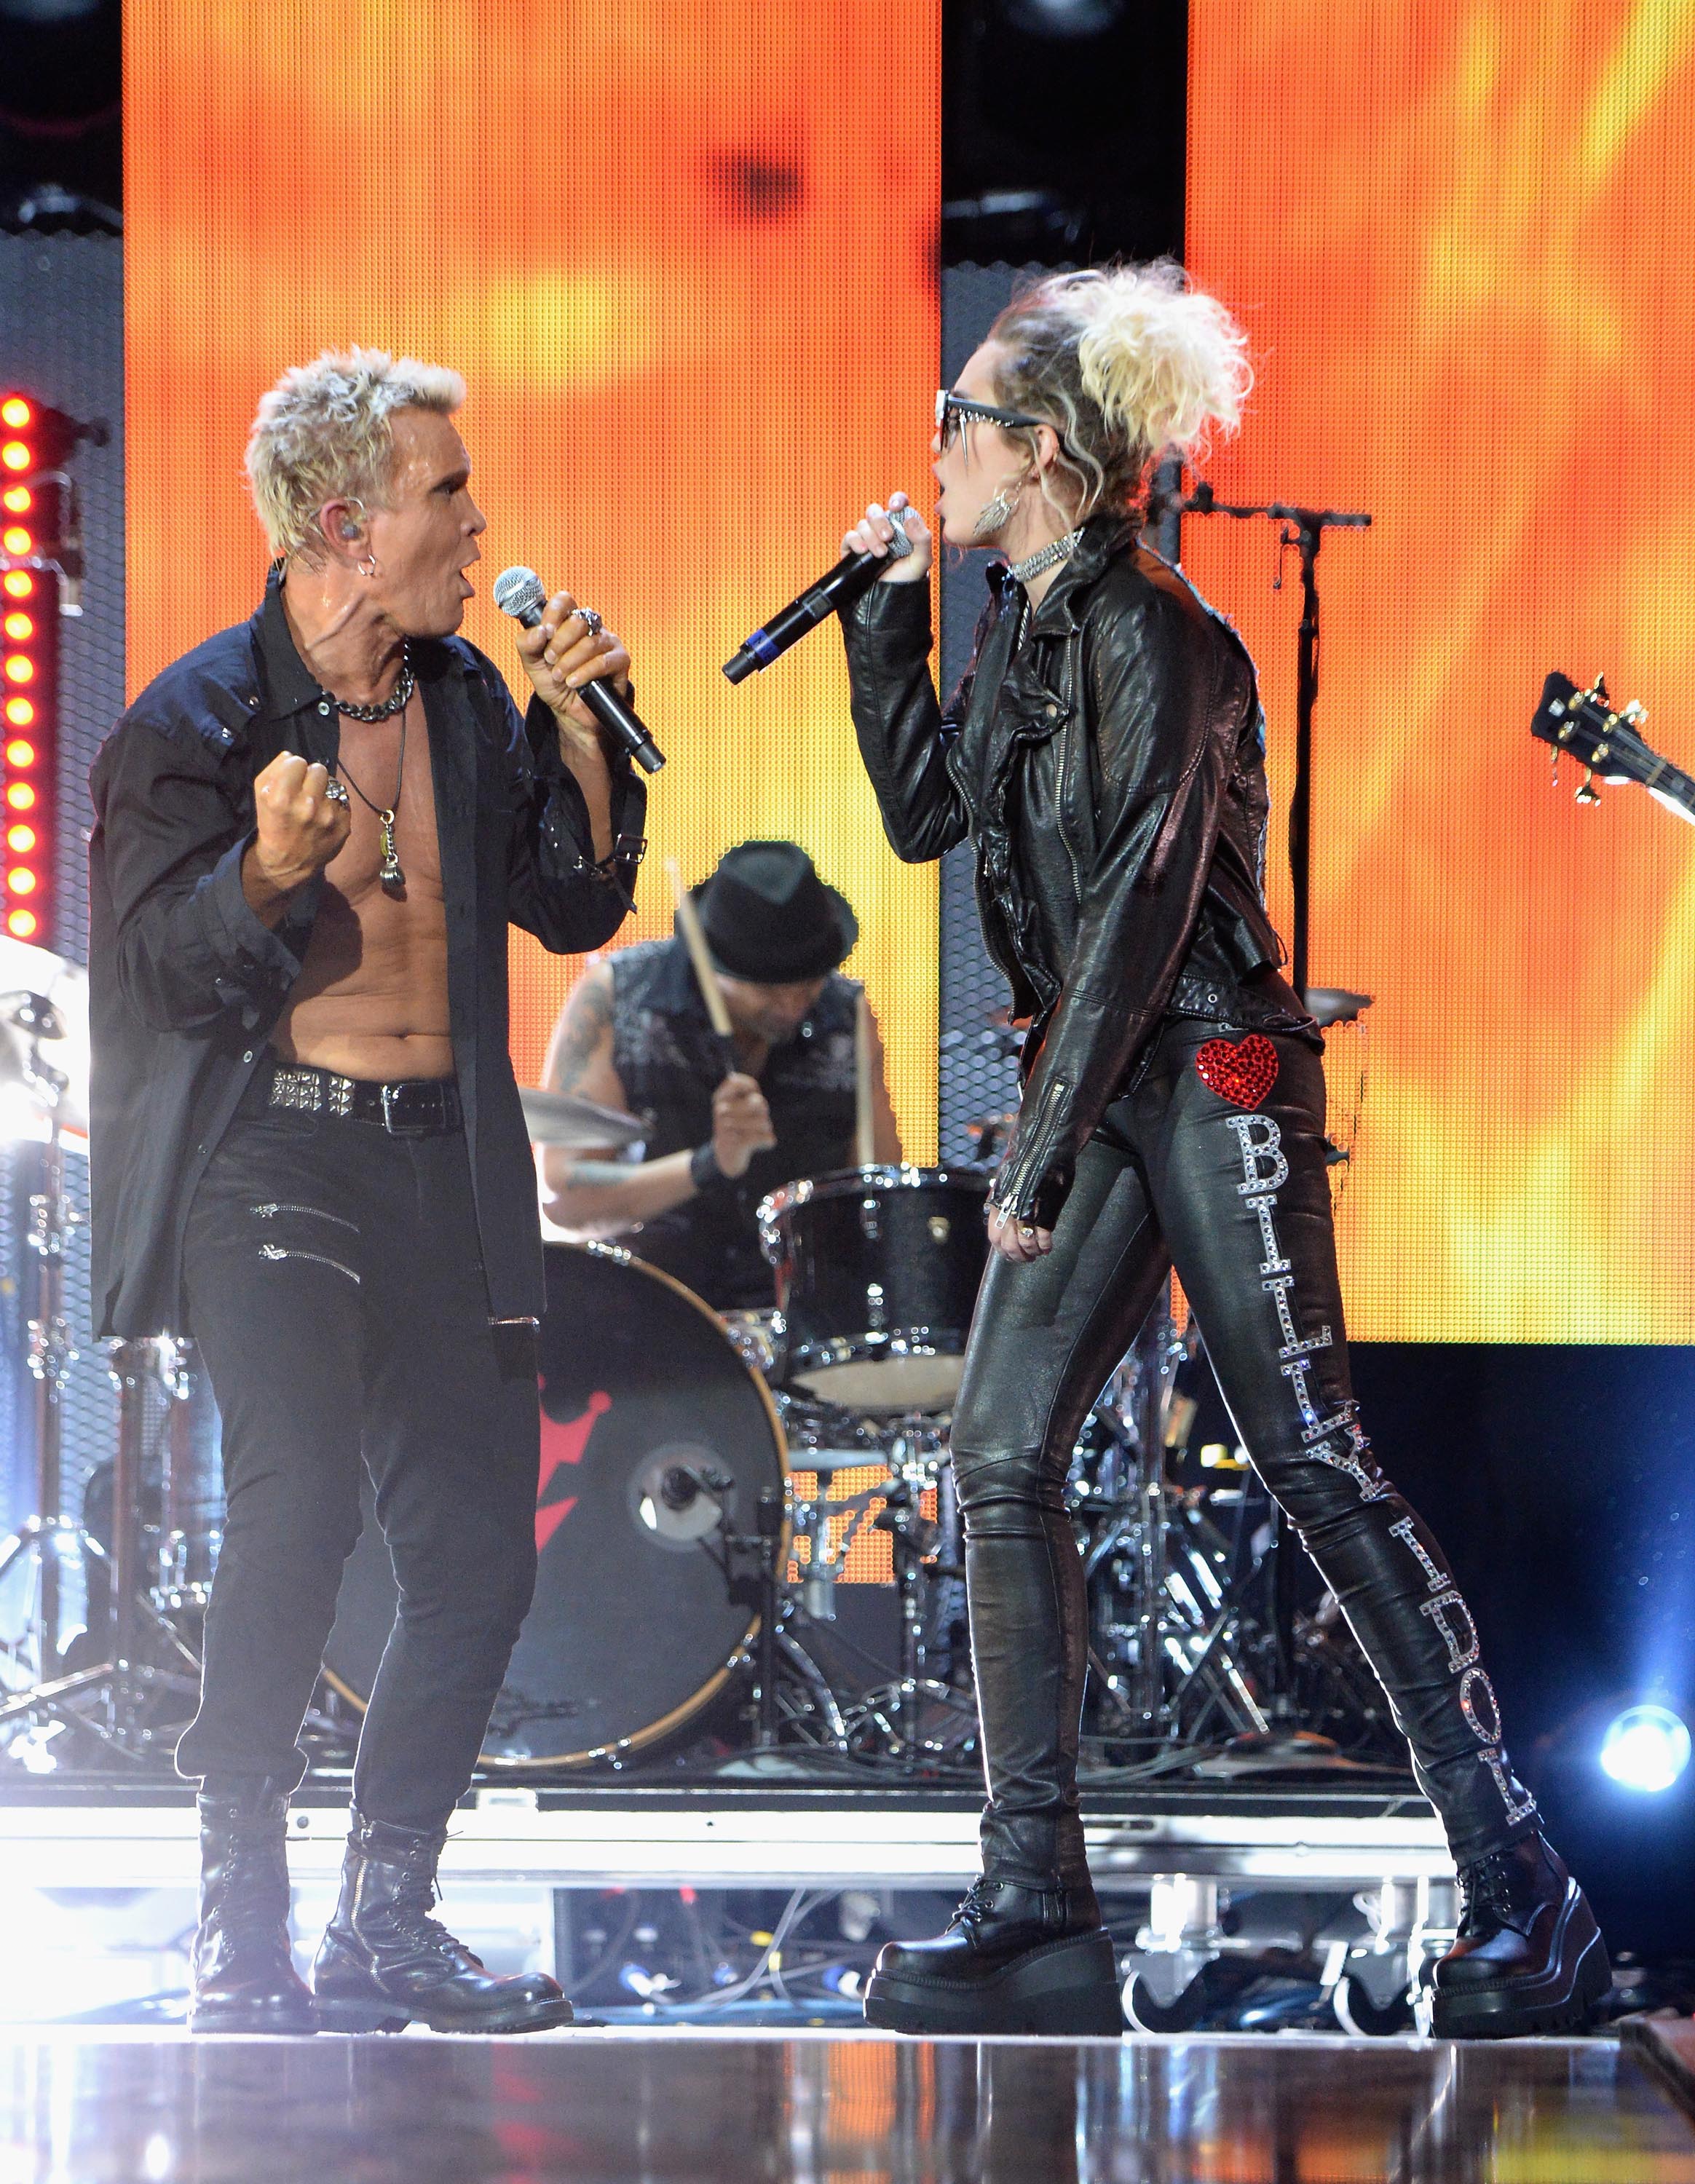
[1,2027,1691,2184]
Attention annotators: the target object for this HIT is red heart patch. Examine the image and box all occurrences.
[1195,1033,1279,1108]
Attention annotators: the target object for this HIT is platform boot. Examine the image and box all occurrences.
[188,1777,317,2035]
[1430,1831,1611,2038]
[312,1809,573,2033]
[864,1873,1121,2038]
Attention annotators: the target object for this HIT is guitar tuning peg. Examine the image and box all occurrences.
[1576,769,1600,805]
[1623,699,1648,726]
[1595,674,1611,703]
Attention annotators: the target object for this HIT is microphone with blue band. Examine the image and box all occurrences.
[722,507,912,684]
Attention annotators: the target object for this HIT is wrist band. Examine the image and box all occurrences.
[690,1142,729,1193]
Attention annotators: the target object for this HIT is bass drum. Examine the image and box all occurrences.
[321,1242,788,1768]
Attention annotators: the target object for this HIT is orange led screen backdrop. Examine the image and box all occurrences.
[123,0,941,1158]
[1188,1,1695,1341]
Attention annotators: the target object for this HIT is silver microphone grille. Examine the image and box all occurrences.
[492,566,547,622]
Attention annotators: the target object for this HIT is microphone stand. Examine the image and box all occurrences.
[1172,481,1373,1755]
[1174,483,1371,1000]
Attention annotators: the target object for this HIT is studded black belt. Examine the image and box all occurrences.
[261,1060,462,1136]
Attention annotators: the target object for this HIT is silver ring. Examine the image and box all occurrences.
[1018,1221,1035,1237]
[323,780,349,807]
[577,607,603,638]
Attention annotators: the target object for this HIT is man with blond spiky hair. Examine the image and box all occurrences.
[88,348,645,2035]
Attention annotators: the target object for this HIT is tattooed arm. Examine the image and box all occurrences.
[540,964,747,1236]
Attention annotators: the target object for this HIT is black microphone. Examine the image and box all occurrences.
[722,509,912,684]
[493,566,665,774]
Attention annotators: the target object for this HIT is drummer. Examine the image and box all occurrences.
[540,839,901,1310]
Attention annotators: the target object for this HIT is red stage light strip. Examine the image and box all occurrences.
[0,393,52,947]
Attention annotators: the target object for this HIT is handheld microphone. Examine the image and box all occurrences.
[722,508,912,684]
[493,566,665,774]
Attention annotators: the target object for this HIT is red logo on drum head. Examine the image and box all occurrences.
[536,1388,610,1552]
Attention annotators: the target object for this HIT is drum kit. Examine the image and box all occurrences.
[0,963,1389,1787]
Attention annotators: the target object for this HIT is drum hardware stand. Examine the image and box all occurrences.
[1076,1306,1280,1752]
[0,994,107,1721]
[0,1334,205,1755]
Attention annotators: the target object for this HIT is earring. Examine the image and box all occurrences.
[357,554,378,579]
[971,483,1021,543]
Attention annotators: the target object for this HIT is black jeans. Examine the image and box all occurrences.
[175,1083,540,1829]
[954,1018,1538,1888]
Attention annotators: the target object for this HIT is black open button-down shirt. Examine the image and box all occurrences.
[87,574,644,1338]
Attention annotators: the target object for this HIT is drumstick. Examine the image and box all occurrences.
[856,988,876,1169]
[667,858,736,1042]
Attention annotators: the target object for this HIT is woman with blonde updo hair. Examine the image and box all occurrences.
[837,265,1605,2040]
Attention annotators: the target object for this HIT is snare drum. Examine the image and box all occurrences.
[758,1165,989,1413]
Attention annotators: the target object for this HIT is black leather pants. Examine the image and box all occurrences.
[952,1019,1538,1888]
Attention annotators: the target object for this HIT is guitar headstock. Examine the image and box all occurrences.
[1532,671,1656,800]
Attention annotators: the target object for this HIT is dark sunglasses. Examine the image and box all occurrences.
[935,388,1057,451]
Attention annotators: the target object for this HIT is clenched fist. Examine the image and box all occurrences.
[709,1072,778,1180]
[242,750,352,923]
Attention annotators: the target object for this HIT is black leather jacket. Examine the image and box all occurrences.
[841,515,1309,1227]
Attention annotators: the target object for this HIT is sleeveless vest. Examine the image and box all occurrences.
[608,938,859,1309]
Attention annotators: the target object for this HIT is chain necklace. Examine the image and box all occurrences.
[313,644,415,723]
[1006,529,1083,583]
[335,703,408,895]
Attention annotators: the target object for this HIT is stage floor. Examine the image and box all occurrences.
[1,2025,1691,2184]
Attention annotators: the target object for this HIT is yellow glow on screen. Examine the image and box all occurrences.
[1189,2,1695,1342]
[124,0,941,1160]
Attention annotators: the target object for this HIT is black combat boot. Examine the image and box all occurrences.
[1431,1832,1611,2038]
[312,1809,572,2033]
[189,1778,317,2035]
[864,1877,1123,2036]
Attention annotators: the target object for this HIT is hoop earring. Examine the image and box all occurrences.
[357,554,378,579]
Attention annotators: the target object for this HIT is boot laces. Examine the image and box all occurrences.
[1457,1843,1540,1939]
[949,1880,1003,1934]
[210,1829,288,1937]
[387,1866,477,1966]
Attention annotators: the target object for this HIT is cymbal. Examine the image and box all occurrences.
[518,1086,645,1149]
[0,940,90,1138]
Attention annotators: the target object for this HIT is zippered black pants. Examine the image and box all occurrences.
[954,1019,1538,1888]
[174,1090,540,1829]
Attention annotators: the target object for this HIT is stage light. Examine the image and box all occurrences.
[6,827,34,854]
[6,741,36,769]
[0,445,28,475]
[4,700,31,727]
[1,488,29,515]
[3,574,32,598]
[4,614,32,642]
[6,785,34,811]
[2,658,31,685]
[1,529,28,554]
[7,870,36,898]
[0,400,30,430]
[1600,1704,1691,1794]
[4,909,35,940]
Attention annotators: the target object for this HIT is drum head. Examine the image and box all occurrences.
[322,1243,787,1767]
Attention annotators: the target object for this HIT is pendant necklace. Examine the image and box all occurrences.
[336,699,408,895]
